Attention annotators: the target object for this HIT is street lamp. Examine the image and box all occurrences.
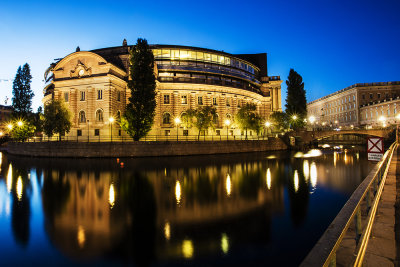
[174,117,181,141]
[308,116,315,131]
[224,119,231,140]
[109,117,114,142]
[265,121,271,137]
[17,121,23,127]
[292,115,297,120]
[7,123,12,130]
[378,116,386,128]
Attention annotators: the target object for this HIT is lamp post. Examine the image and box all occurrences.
[308,116,315,131]
[291,115,297,129]
[87,120,90,142]
[265,121,271,138]
[378,116,386,128]
[174,117,181,141]
[224,119,231,140]
[109,117,114,142]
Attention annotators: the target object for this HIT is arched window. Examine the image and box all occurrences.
[79,111,86,123]
[96,109,103,122]
[226,114,231,119]
[213,113,219,124]
[163,113,171,124]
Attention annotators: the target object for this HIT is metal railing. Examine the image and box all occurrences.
[21,134,277,143]
[300,141,398,267]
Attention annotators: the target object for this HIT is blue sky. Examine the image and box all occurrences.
[0,0,399,110]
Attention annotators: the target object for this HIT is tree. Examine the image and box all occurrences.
[12,63,34,117]
[184,106,217,138]
[270,111,289,131]
[122,38,156,141]
[235,103,262,139]
[285,69,307,129]
[43,100,72,140]
[9,121,36,141]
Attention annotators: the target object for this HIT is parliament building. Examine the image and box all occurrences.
[43,40,282,139]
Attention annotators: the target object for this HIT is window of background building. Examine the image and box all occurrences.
[353,95,355,101]
[213,97,217,106]
[394,104,397,114]
[77,129,82,136]
[94,129,100,136]
[362,94,365,100]
[163,113,171,124]
[79,111,86,123]
[181,95,187,104]
[216,130,220,136]
[64,92,69,102]
[377,93,381,99]
[164,95,170,104]
[80,91,85,101]
[118,130,121,136]
[96,109,103,122]
[183,130,188,136]
[117,91,121,101]
[226,98,230,107]
[370,93,373,99]
[198,96,203,105]
[164,130,170,136]
[97,89,103,100]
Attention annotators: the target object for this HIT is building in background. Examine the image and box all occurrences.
[43,40,282,139]
[307,81,400,128]
[0,105,13,135]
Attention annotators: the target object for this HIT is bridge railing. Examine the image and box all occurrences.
[300,141,397,267]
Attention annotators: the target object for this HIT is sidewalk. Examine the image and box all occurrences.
[363,147,400,266]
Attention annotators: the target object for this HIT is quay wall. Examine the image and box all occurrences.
[6,138,287,158]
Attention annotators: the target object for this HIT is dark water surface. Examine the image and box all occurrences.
[0,149,373,266]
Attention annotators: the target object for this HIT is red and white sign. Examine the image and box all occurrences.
[367,137,384,161]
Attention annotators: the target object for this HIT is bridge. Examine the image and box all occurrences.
[291,128,394,144]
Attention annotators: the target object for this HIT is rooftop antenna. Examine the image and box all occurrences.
[5,96,9,105]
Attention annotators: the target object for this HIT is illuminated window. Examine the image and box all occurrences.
[181,95,187,104]
[163,113,171,124]
[96,109,103,122]
[164,130,170,136]
[160,49,170,58]
[79,111,86,123]
[164,95,170,104]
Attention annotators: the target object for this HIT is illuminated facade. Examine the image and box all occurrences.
[307,81,400,128]
[43,41,282,139]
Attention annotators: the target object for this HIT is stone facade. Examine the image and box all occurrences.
[307,82,400,128]
[43,42,282,139]
[359,97,400,127]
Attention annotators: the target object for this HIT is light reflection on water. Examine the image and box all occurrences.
[0,149,372,266]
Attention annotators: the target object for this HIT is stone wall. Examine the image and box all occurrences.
[6,139,287,158]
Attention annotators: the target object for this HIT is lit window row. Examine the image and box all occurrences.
[152,49,257,75]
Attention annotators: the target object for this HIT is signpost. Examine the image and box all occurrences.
[367,137,384,161]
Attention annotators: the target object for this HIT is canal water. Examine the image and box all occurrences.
[0,149,372,266]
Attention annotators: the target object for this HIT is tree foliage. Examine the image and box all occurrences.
[9,121,36,141]
[183,106,217,137]
[270,111,289,131]
[43,100,72,139]
[285,69,307,128]
[12,63,34,117]
[234,103,262,138]
[122,38,156,141]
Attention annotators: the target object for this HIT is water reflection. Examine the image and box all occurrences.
[0,150,372,265]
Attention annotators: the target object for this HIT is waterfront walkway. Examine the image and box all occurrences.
[363,147,400,266]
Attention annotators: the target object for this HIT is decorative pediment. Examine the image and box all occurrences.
[70,60,92,78]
